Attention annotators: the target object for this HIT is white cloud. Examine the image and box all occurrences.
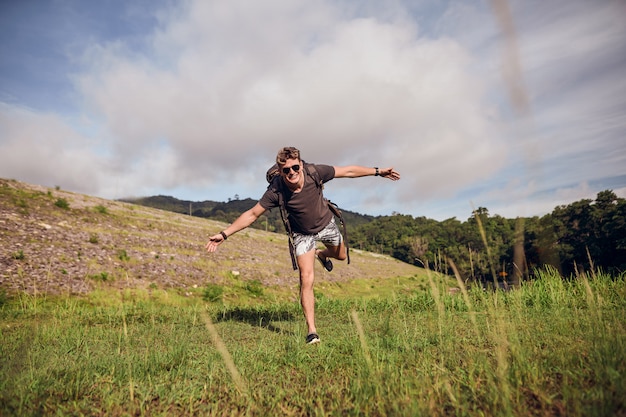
[71,1,503,208]
[0,104,107,193]
[1,0,625,219]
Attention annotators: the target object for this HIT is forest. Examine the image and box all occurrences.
[123,190,626,284]
[349,190,626,284]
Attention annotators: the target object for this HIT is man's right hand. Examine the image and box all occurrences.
[205,234,225,252]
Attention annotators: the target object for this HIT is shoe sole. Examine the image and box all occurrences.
[306,333,321,344]
[316,252,333,272]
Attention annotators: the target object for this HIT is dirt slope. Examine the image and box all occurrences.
[0,179,421,295]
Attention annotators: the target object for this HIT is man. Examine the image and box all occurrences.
[206,146,400,344]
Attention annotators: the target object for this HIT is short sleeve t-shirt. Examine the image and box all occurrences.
[259,163,335,234]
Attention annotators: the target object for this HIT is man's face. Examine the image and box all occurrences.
[280,158,302,185]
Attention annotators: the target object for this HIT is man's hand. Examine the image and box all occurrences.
[205,233,225,253]
[379,167,400,181]
[204,203,265,254]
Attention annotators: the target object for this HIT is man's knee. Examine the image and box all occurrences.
[299,269,315,287]
[326,244,347,261]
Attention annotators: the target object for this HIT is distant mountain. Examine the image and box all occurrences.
[119,195,219,216]
[118,195,376,234]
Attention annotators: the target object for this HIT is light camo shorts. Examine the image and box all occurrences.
[293,217,343,257]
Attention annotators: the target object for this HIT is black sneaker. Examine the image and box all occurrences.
[306,332,320,345]
[316,252,333,272]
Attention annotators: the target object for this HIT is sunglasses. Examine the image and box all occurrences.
[281,164,301,174]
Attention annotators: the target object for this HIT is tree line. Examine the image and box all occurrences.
[123,190,626,282]
[349,190,625,283]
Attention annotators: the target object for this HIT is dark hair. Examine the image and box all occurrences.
[276,147,301,166]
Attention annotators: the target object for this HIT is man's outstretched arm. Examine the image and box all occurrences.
[333,166,400,181]
[205,202,266,252]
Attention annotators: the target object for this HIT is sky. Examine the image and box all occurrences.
[1,0,625,221]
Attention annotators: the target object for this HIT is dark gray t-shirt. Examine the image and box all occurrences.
[259,163,335,234]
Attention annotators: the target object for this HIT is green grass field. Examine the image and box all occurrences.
[1,268,624,416]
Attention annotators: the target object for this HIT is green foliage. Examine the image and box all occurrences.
[94,205,108,214]
[54,198,70,209]
[202,283,224,302]
[547,190,626,275]
[244,279,264,297]
[88,233,99,244]
[89,272,109,281]
[349,190,626,282]
[0,288,7,307]
[12,250,25,260]
[117,249,130,262]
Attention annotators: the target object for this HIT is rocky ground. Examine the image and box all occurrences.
[0,178,420,295]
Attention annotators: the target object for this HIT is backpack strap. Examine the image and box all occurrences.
[327,199,350,264]
[304,163,350,264]
[303,162,323,190]
[270,176,299,270]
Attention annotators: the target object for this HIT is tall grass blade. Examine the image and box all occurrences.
[350,310,373,372]
[200,310,249,396]
[448,257,480,338]
[426,269,445,336]
[580,273,602,323]
[472,206,499,290]
[512,217,526,285]
[586,246,597,279]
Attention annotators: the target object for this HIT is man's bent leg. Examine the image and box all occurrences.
[297,249,317,335]
[318,241,347,262]
[316,218,346,263]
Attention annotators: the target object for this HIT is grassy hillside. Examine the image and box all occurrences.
[0,178,429,299]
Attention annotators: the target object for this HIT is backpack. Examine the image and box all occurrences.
[266,161,350,270]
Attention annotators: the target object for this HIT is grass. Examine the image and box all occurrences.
[1,269,624,416]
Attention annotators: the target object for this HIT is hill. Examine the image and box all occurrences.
[0,179,423,295]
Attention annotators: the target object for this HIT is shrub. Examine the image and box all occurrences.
[54,198,69,209]
[245,279,264,297]
[203,283,224,302]
[12,250,25,260]
[89,272,109,282]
